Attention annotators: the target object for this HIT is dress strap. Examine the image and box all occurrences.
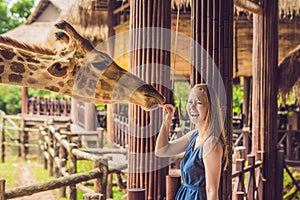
[183,183,206,192]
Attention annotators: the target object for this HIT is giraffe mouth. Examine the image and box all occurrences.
[130,85,166,111]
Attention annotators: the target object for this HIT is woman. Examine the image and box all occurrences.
[155,84,228,200]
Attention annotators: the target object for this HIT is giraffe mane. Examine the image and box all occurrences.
[0,35,55,55]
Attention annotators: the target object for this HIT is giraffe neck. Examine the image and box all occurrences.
[0,41,74,95]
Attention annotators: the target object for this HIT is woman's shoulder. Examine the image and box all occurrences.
[202,136,223,157]
[186,129,198,142]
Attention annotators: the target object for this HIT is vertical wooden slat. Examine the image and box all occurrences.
[129,0,171,199]
[262,0,279,199]
[246,155,255,200]
[191,0,233,199]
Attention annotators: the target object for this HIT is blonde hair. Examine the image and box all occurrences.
[192,84,228,169]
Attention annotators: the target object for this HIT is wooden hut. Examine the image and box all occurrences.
[111,0,300,199]
[3,0,300,199]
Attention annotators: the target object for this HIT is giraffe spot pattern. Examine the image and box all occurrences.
[28,64,38,71]
[45,86,60,93]
[77,75,87,90]
[58,81,64,87]
[27,78,37,84]
[11,62,25,73]
[0,49,16,60]
[17,57,25,62]
[8,74,23,83]
[67,79,74,87]
[100,80,113,91]
[26,57,40,63]
[88,79,97,89]
[0,57,3,62]
[0,65,4,74]
[85,89,94,96]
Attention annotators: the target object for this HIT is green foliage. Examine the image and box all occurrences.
[0,84,21,114]
[0,156,20,188]
[0,0,35,34]
[174,81,190,118]
[233,84,243,115]
[283,167,300,199]
[9,0,35,20]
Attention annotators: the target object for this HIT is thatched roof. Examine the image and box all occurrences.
[278,45,300,105]
[4,0,108,47]
[171,0,300,18]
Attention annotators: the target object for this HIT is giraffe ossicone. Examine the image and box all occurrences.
[0,20,165,111]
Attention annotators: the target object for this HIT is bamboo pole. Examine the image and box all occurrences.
[261,0,279,199]
[191,0,233,198]
[127,188,146,200]
[129,0,171,199]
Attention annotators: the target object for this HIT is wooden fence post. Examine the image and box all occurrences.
[69,143,77,200]
[59,135,67,198]
[106,156,113,199]
[94,159,108,200]
[127,188,146,200]
[0,178,5,200]
[0,116,5,163]
[97,128,104,148]
[246,154,255,200]
[276,146,284,200]
[47,125,54,176]
[233,159,245,200]
[53,131,59,178]
[166,175,181,200]
[19,118,26,160]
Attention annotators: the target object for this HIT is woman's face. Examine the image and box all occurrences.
[186,87,209,126]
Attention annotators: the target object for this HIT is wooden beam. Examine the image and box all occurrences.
[5,169,102,199]
[234,0,263,15]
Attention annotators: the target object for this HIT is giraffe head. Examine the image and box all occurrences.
[48,20,166,111]
[0,20,165,111]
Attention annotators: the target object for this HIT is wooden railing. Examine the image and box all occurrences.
[0,115,71,162]
[0,116,128,200]
[28,97,71,116]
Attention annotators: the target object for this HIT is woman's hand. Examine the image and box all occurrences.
[160,104,175,121]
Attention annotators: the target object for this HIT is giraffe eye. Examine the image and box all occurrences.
[47,62,68,77]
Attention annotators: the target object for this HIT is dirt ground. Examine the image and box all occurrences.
[14,163,57,200]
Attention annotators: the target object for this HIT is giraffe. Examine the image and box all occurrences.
[0,20,165,111]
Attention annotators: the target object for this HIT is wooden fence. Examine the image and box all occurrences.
[28,97,71,116]
[0,115,128,200]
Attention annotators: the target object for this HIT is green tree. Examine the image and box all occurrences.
[9,0,35,22]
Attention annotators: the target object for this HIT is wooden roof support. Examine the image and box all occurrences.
[234,0,263,15]
[191,0,234,198]
[261,0,279,199]
[128,0,172,199]
[252,0,280,198]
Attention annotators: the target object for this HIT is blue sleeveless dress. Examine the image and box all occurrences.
[175,131,206,200]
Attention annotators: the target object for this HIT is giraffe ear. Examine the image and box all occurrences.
[55,31,69,45]
[47,62,68,77]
